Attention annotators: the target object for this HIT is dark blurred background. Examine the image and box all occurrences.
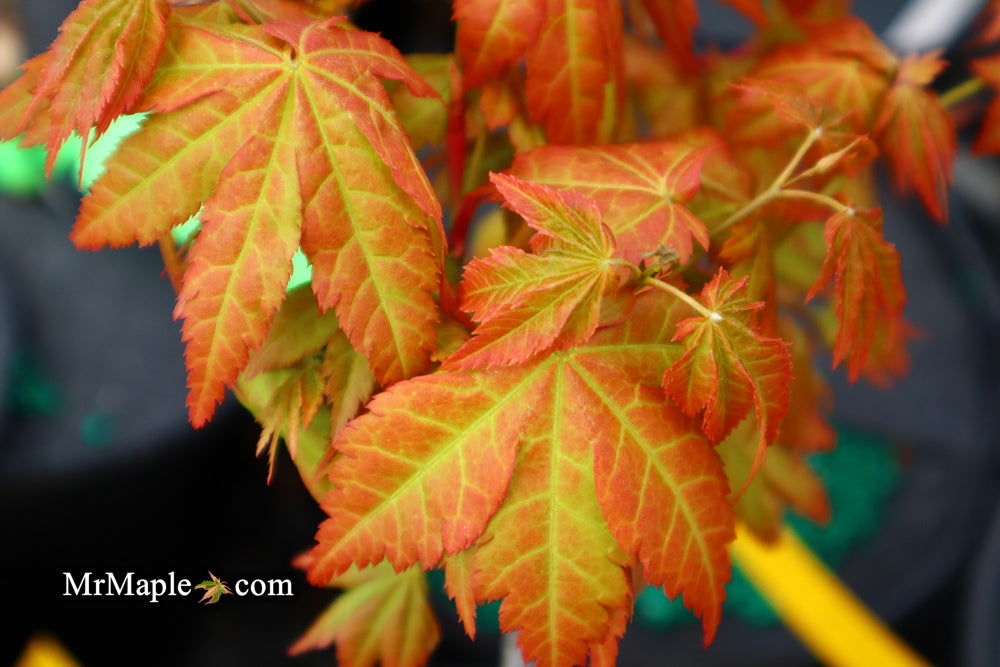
[1,1,999,666]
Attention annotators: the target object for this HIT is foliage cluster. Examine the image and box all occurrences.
[3,0,997,664]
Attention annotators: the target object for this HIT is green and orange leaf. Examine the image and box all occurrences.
[507,142,709,263]
[472,359,632,667]
[526,0,623,144]
[308,361,557,580]
[746,42,890,134]
[11,0,170,170]
[443,550,478,639]
[444,173,619,370]
[309,291,734,654]
[454,0,544,88]
[195,572,232,604]
[241,286,343,380]
[291,563,440,667]
[807,207,906,382]
[661,269,793,473]
[0,54,54,148]
[875,53,954,222]
[68,14,442,425]
[717,418,830,542]
[235,286,372,481]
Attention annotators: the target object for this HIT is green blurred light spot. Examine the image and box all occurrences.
[6,349,61,417]
[0,114,146,198]
[288,249,313,291]
[80,412,114,447]
[0,141,47,196]
[66,114,147,191]
[171,215,203,246]
[635,586,697,630]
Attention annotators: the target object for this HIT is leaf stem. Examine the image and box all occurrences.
[777,189,852,214]
[940,77,986,108]
[645,277,713,318]
[714,190,779,236]
[768,128,821,194]
[608,257,642,280]
[713,129,822,236]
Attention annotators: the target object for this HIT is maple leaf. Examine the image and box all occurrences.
[443,173,620,370]
[248,361,326,479]
[241,285,342,380]
[443,551,478,639]
[291,563,440,667]
[793,17,898,75]
[526,0,624,144]
[661,269,793,481]
[807,207,906,382]
[321,332,378,441]
[875,53,955,222]
[195,572,232,604]
[717,418,830,542]
[747,41,890,133]
[0,55,53,149]
[588,603,631,667]
[387,54,453,152]
[453,1,626,143]
[66,12,443,426]
[2,0,170,173]
[507,142,710,264]
[237,286,376,478]
[237,366,339,499]
[623,38,701,140]
[470,361,632,667]
[308,290,735,653]
[454,0,545,88]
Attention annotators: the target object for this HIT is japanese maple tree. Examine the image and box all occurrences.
[3,0,995,664]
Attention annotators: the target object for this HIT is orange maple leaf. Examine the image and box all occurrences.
[454,0,544,88]
[875,53,955,222]
[807,207,906,382]
[661,268,793,483]
[65,10,443,426]
[507,142,710,263]
[526,0,624,144]
[717,418,830,543]
[291,563,440,667]
[308,291,734,654]
[3,0,170,173]
[444,173,621,370]
[453,0,623,144]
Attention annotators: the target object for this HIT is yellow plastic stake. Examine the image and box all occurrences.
[15,634,80,667]
[731,524,931,667]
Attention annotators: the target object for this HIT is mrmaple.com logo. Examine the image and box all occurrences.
[63,571,293,604]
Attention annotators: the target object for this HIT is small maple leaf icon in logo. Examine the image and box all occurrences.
[195,572,232,605]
